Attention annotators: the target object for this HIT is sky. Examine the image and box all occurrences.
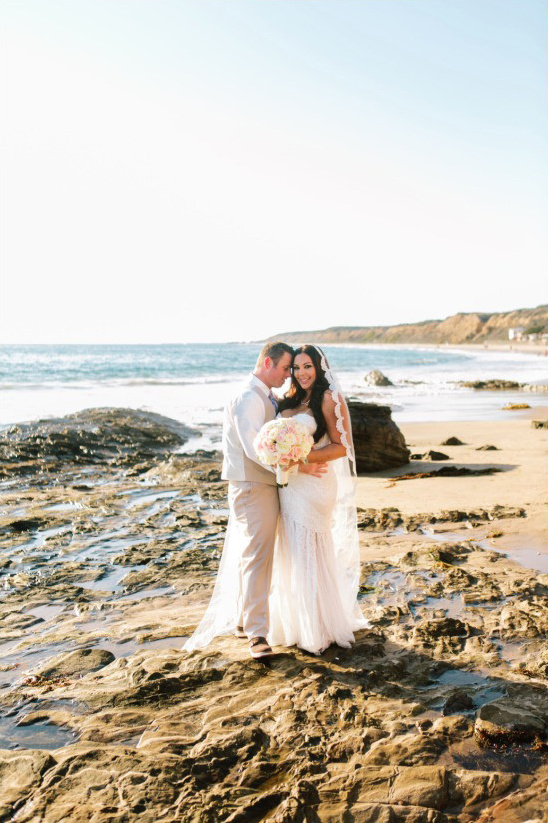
[1,0,547,344]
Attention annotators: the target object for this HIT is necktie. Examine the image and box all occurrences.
[268,391,278,412]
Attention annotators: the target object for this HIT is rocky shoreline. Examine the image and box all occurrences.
[1,408,547,822]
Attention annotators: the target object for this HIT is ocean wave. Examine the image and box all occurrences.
[122,375,245,387]
[0,375,247,390]
[0,383,60,391]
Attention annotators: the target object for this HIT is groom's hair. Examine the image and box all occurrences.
[256,341,294,367]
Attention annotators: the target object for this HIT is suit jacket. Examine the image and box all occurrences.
[221,374,277,485]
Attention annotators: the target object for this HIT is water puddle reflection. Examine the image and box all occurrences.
[441,736,545,775]
[26,604,65,622]
[423,667,507,713]
[73,566,131,592]
[95,635,187,658]
[0,715,78,750]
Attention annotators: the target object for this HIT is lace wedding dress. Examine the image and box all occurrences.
[268,411,370,655]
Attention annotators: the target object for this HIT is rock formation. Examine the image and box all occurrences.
[0,408,197,478]
[460,380,523,390]
[410,450,450,461]
[348,401,410,472]
[364,369,393,386]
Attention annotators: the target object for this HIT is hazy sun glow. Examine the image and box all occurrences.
[1,0,546,343]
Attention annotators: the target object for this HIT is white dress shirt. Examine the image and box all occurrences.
[221,374,277,484]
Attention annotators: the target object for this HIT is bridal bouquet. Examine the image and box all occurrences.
[254,418,314,487]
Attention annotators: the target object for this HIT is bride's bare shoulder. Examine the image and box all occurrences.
[280,409,295,418]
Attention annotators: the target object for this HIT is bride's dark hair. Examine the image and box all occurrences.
[278,344,330,443]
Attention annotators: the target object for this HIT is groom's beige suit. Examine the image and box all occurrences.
[221,374,279,640]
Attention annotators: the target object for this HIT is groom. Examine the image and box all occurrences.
[222,341,293,658]
[222,341,326,659]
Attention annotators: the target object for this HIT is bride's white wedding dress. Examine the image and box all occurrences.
[183,347,369,657]
[268,411,370,655]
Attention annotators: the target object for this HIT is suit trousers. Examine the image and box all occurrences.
[229,480,279,640]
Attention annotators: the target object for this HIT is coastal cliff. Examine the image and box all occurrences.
[271,304,548,346]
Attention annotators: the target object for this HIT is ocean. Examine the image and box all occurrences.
[1,343,547,449]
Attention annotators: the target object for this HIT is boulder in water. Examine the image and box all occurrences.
[364,369,393,387]
[461,379,523,390]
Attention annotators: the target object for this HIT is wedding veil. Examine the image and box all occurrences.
[312,346,367,629]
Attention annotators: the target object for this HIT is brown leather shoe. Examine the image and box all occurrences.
[234,626,246,639]
[249,636,274,658]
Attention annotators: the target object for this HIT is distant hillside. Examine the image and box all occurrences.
[271,305,548,346]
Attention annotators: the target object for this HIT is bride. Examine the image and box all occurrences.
[268,344,370,654]
[183,343,369,656]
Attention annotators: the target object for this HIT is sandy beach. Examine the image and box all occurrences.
[0,405,547,821]
[356,407,548,569]
[432,342,548,357]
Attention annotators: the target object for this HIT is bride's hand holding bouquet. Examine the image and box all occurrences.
[254,418,314,487]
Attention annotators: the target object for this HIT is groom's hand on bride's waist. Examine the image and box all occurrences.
[298,461,328,477]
